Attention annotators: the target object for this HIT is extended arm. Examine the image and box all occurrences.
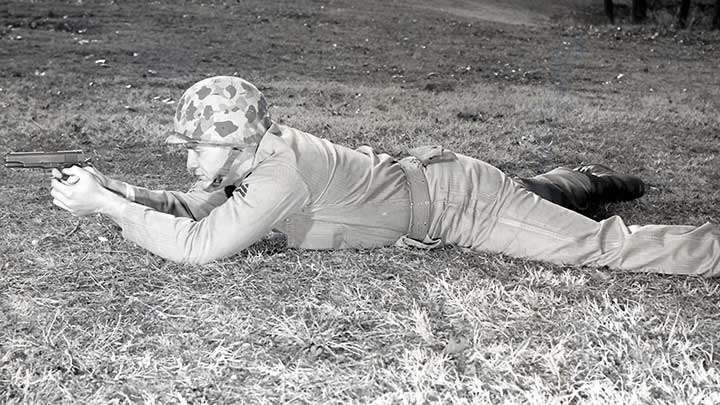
[53,161,309,264]
[87,167,228,220]
[108,161,309,263]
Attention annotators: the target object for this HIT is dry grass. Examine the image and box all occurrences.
[2,0,720,403]
[3,231,720,402]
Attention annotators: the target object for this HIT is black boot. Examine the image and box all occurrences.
[574,164,645,203]
[515,164,645,214]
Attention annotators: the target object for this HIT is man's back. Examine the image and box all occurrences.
[266,124,411,249]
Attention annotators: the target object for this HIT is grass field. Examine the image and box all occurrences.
[2,0,720,403]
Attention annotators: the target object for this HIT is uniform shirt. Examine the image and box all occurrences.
[106,124,412,264]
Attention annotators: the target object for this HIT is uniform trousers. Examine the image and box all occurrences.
[423,153,720,276]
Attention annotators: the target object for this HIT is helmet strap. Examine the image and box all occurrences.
[209,148,244,189]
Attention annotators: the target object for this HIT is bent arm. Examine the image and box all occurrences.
[103,162,309,264]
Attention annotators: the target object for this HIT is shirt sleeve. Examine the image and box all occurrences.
[104,177,228,220]
[106,159,309,264]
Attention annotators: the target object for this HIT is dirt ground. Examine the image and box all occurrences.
[2,0,718,91]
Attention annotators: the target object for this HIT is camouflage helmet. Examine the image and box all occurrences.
[166,76,272,147]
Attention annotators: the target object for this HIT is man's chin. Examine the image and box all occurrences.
[193,175,232,192]
[193,177,215,190]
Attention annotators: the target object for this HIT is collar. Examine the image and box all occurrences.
[250,122,297,168]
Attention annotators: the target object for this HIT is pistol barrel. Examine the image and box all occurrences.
[4,150,87,169]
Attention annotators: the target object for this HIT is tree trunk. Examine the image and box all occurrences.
[604,0,615,24]
[632,0,647,23]
[678,0,691,28]
[714,0,720,30]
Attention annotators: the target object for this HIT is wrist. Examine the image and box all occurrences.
[105,178,133,200]
[98,188,130,217]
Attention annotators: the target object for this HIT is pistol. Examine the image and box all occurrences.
[4,150,90,179]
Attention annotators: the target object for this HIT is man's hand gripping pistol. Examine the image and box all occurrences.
[4,150,91,181]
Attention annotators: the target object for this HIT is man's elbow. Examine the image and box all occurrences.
[180,255,214,265]
[171,229,254,265]
[174,244,244,265]
[156,246,216,265]
[174,250,219,265]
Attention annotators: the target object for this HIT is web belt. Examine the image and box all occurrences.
[398,156,432,242]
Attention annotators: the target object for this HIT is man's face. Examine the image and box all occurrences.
[185,144,234,182]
